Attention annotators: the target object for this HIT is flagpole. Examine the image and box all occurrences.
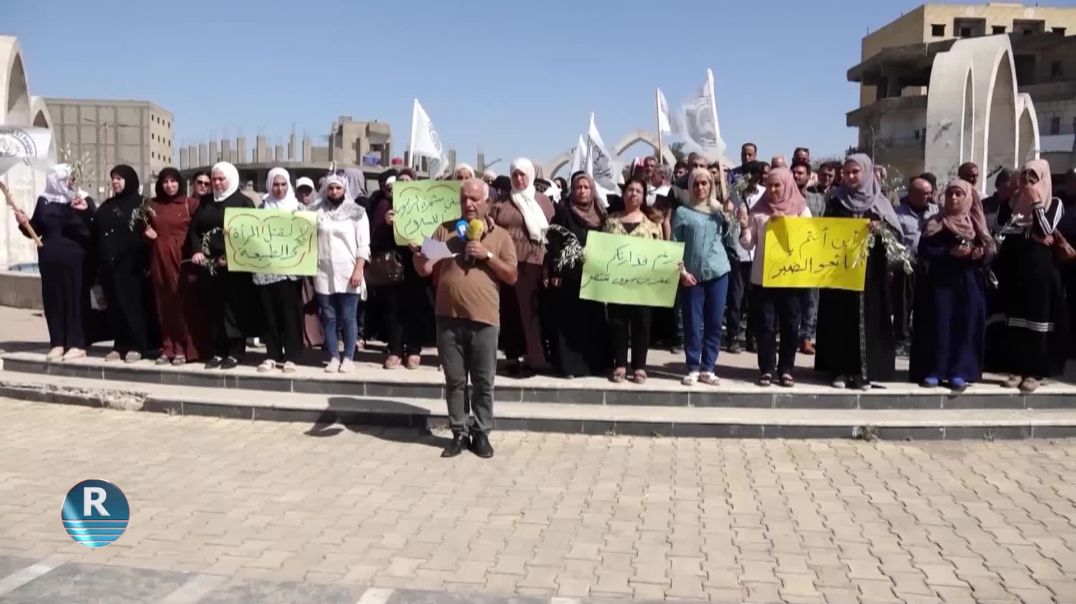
[409,100,417,172]
[655,89,664,166]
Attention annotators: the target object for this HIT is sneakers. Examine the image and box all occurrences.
[831,375,847,389]
[339,359,355,374]
[61,348,86,362]
[172,356,186,366]
[104,351,121,362]
[124,351,142,364]
[699,372,721,386]
[681,371,699,386]
[205,356,223,369]
[949,377,968,392]
[325,358,340,373]
[921,376,940,388]
[155,356,171,366]
[220,356,239,370]
[257,360,276,373]
[46,346,64,362]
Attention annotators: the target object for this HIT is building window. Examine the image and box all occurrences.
[992,25,1006,34]
[1054,27,1067,36]
[931,24,945,37]
[1051,61,1064,79]
[1051,117,1061,135]
[1013,19,1045,36]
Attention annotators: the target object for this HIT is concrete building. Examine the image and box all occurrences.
[329,116,391,166]
[848,3,1076,181]
[43,98,173,198]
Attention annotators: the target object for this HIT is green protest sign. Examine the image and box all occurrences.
[579,231,685,307]
[224,208,317,276]
[392,180,462,246]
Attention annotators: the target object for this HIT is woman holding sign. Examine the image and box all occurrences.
[737,167,811,387]
[814,154,900,390]
[909,180,993,391]
[671,168,739,386]
[188,161,257,370]
[253,167,304,374]
[603,177,664,384]
[489,158,554,377]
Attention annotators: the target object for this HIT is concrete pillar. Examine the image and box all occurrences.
[448,149,457,174]
[237,137,247,164]
[221,138,233,163]
[477,152,486,173]
[198,144,207,167]
[180,147,190,170]
[255,135,267,163]
[302,137,312,163]
[274,144,285,162]
[209,141,219,163]
[288,133,297,161]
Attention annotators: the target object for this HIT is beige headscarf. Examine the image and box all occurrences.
[1012,159,1053,219]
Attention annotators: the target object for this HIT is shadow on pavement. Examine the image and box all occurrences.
[304,396,450,449]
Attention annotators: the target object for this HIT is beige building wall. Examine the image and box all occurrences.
[860,3,1076,105]
[44,98,173,198]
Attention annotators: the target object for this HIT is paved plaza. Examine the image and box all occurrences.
[0,398,1074,603]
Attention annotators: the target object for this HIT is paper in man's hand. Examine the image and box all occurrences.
[421,237,455,262]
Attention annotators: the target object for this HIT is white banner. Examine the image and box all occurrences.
[681,69,726,160]
[409,99,448,178]
[569,134,586,176]
[585,113,619,208]
[0,127,53,175]
[656,89,673,135]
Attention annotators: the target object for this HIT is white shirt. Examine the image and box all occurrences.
[313,200,371,298]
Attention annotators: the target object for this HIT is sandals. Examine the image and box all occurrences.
[758,373,773,387]
[779,374,794,388]
[632,369,647,385]
[610,368,627,383]
[384,355,402,369]
[405,354,421,370]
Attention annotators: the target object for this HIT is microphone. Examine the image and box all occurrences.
[454,219,468,240]
[465,219,485,264]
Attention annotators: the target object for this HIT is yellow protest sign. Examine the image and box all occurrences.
[224,208,317,276]
[392,180,462,246]
[762,217,870,291]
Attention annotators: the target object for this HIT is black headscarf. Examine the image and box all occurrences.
[154,167,185,201]
[109,164,141,204]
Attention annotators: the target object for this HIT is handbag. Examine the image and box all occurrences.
[364,250,405,287]
[1053,231,1076,263]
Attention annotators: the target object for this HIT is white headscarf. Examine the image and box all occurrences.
[211,162,240,202]
[509,158,549,243]
[454,163,476,180]
[42,164,76,204]
[261,167,300,211]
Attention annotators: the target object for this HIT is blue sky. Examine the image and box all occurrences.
[8,0,931,169]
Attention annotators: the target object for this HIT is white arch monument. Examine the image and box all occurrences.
[924,35,1039,195]
[1,35,55,269]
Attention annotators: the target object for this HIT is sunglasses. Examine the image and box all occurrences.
[195,180,211,186]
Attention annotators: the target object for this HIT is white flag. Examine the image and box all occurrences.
[569,134,587,175]
[681,69,726,159]
[656,89,673,135]
[409,99,448,178]
[585,114,619,208]
[0,127,53,175]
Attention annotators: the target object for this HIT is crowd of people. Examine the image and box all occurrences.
[14,146,1076,399]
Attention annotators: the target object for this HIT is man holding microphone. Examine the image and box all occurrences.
[414,178,518,459]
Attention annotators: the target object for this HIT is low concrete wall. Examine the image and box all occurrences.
[0,271,42,310]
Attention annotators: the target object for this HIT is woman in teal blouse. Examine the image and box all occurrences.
[671,168,739,385]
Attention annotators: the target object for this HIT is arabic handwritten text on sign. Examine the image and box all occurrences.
[224,208,317,276]
[762,217,869,291]
[580,232,685,307]
[392,181,462,246]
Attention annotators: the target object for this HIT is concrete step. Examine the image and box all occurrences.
[4,351,1075,411]
[2,368,1076,441]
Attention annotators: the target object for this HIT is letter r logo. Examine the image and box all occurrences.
[83,487,109,517]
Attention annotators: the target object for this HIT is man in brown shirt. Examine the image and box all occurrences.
[415,178,518,458]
